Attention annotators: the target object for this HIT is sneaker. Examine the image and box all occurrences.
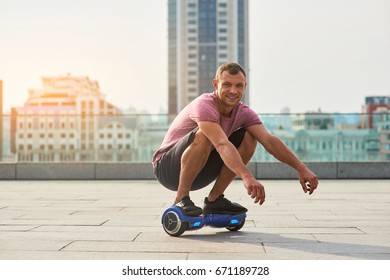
[174,196,203,216]
[203,194,248,214]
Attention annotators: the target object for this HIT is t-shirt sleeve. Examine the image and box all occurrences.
[243,107,262,128]
[189,97,220,123]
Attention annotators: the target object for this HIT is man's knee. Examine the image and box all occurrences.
[192,130,213,151]
[240,131,257,155]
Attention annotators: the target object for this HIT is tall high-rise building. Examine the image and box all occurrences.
[168,0,249,115]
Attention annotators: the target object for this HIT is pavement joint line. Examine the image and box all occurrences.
[131,232,142,242]
[356,227,367,234]
[59,241,76,252]
[99,220,110,226]
[261,242,266,253]
[311,233,320,242]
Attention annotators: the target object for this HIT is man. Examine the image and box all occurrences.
[153,62,318,216]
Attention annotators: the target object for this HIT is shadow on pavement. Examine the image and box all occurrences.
[179,230,390,260]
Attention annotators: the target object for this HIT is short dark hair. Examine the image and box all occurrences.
[215,62,246,80]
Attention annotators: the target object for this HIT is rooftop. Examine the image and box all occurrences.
[0,179,389,260]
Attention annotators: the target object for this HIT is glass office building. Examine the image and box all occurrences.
[168,0,249,115]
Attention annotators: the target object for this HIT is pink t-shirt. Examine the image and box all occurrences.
[152,92,262,166]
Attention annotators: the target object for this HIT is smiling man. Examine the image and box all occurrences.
[153,62,318,216]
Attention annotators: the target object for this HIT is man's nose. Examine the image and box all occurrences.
[230,86,239,93]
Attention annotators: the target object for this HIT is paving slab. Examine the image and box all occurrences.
[0,179,389,260]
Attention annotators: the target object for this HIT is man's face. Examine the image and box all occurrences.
[213,71,247,107]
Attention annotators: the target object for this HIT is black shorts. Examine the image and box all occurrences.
[153,127,246,191]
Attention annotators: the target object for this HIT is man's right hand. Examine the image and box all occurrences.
[243,177,266,205]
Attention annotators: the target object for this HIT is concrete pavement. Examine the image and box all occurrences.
[0,179,389,260]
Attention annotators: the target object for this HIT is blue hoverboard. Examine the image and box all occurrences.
[162,206,246,237]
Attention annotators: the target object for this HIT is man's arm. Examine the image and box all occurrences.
[198,121,265,204]
[247,124,318,194]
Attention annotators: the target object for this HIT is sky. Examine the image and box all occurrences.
[0,0,389,114]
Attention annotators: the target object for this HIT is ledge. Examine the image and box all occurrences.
[1,162,390,180]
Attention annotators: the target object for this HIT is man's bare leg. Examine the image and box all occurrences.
[175,130,213,203]
[207,131,257,202]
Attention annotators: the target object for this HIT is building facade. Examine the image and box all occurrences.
[10,74,137,162]
[168,0,249,115]
[252,109,386,162]
[0,80,3,161]
[373,107,390,161]
[361,96,390,128]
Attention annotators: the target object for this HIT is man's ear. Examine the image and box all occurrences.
[212,79,218,90]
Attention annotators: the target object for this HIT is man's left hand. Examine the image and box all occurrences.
[298,167,319,195]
